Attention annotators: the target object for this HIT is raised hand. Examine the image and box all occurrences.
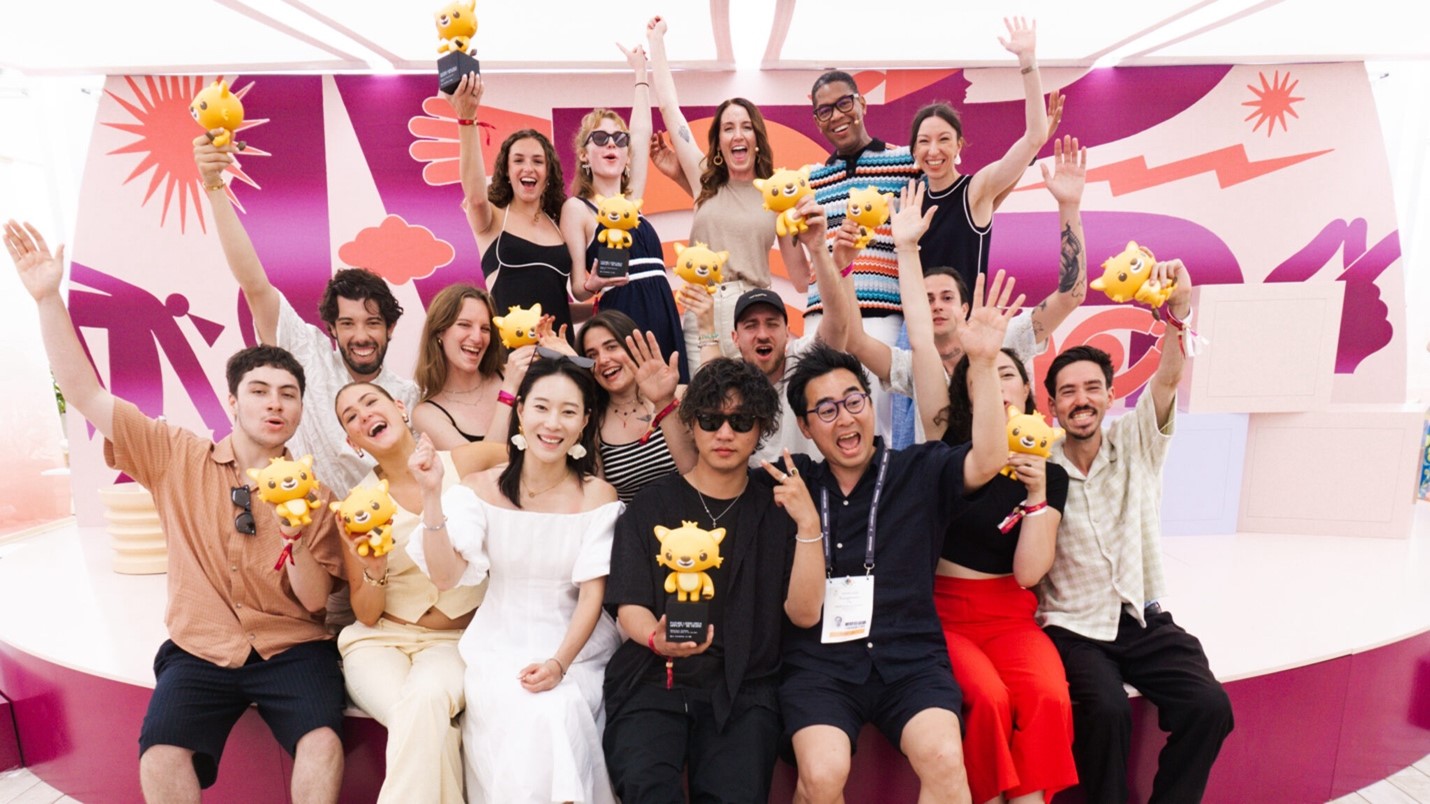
[649,131,684,183]
[761,450,819,532]
[408,432,445,495]
[1044,88,1065,142]
[4,220,65,302]
[626,330,680,405]
[618,42,648,77]
[646,15,668,39]
[679,281,715,330]
[958,269,1026,362]
[998,16,1037,61]
[793,194,828,250]
[444,72,483,119]
[891,180,937,249]
[830,219,861,270]
[1004,452,1047,498]
[1156,259,1193,315]
[1040,135,1086,206]
[193,131,235,185]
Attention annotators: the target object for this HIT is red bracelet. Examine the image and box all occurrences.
[497,390,516,407]
[456,118,476,126]
[639,397,679,445]
[648,629,660,653]
[649,629,675,689]
[997,499,1049,534]
[840,262,856,278]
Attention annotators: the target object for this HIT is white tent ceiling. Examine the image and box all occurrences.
[1,0,1423,77]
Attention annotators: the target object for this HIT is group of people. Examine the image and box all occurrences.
[3,13,1238,804]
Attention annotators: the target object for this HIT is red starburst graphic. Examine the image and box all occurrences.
[102,75,270,233]
[1242,70,1305,138]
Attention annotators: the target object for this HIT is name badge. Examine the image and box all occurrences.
[820,575,875,643]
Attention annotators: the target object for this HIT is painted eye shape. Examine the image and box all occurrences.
[370,501,380,511]
[664,551,673,561]
[864,203,873,212]
[199,101,208,110]
[699,552,708,562]
[300,472,308,480]
[1011,426,1022,437]
[1118,272,1129,282]
[268,480,276,489]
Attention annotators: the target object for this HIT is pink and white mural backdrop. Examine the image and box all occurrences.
[64,64,1404,523]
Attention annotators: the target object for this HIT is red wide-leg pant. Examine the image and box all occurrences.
[935,574,1077,804]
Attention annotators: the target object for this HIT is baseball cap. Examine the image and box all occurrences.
[733,288,788,324]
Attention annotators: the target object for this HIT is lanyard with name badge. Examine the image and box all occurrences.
[818,450,889,644]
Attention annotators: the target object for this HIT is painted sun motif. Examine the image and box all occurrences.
[102,75,269,233]
[1242,69,1305,138]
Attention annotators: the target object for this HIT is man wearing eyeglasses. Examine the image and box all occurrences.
[195,135,419,497]
[771,268,1020,803]
[602,358,825,802]
[8,221,348,802]
[800,71,925,442]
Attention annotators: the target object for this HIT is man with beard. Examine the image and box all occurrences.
[196,135,419,495]
[7,220,347,801]
[1039,262,1234,803]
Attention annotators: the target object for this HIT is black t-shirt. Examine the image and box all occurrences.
[603,472,796,726]
[942,469,1068,573]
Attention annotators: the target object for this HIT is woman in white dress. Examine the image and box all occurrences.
[409,354,622,804]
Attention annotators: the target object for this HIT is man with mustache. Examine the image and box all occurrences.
[1039,262,1234,803]
[196,135,419,495]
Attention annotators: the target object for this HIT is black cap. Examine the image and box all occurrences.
[733,288,788,324]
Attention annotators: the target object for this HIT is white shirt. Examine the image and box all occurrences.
[750,335,819,468]
[1038,391,1175,641]
[276,296,420,496]
[883,311,1045,444]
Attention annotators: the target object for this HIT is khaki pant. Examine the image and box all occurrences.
[338,618,467,804]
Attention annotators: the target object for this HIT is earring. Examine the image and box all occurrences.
[712,152,724,167]
[567,443,588,460]
[511,430,529,451]
[580,162,591,175]
[954,154,962,166]
[355,447,365,458]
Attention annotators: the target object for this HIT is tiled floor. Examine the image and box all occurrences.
[1,756,1427,803]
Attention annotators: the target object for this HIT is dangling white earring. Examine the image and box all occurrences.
[354,447,365,458]
[511,431,529,451]
[954,154,962,166]
[567,443,588,460]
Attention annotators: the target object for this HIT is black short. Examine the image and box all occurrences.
[139,639,345,789]
[780,663,962,753]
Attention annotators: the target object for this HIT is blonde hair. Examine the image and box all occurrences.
[414,283,503,399]
[570,108,631,200]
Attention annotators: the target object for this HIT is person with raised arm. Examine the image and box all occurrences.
[560,41,689,382]
[195,136,419,496]
[646,15,805,369]
[1040,264,1234,803]
[7,220,346,802]
[449,72,579,340]
[408,355,623,804]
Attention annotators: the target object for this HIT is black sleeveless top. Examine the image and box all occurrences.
[920,174,990,294]
[482,213,574,340]
[423,400,483,443]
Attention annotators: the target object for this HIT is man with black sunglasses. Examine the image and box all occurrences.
[801,70,924,442]
[769,265,1021,803]
[603,358,825,801]
[9,221,348,801]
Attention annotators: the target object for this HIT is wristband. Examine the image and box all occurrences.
[362,568,389,587]
[648,630,675,689]
[203,179,226,192]
[795,533,823,544]
[634,81,650,88]
[698,332,720,343]
[640,397,680,445]
[423,516,448,531]
[497,390,516,407]
[840,262,856,278]
[456,118,476,126]
[273,536,300,571]
[997,499,1049,534]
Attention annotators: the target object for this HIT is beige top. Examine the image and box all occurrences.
[104,400,345,668]
[1038,390,1175,641]
[689,180,778,287]
[358,451,485,622]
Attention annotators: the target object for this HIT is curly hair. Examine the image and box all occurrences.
[488,129,566,222]
[414,283,503,399]
[1044,345,1115,400]
[497,357,599,508]
[785,341,871,420]
[909,102,965,150]
[226,345,306,397]
[318,268,403,331]
[570,109,631,200]
[680,358,780,448]
[942,348,1034,446]
[695,98,774,207]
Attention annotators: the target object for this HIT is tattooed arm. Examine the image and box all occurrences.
[646,16,704,198]
[1028,136,1088,347]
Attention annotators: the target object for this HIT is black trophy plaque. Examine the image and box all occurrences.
[438,50,481,96]
[595,245,631,279]
[665,598,709,643]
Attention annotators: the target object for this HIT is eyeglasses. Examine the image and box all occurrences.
[812,94,859,123]
[231,485,256,535]
[535,346,596,369]
[805,391,870,423]
[585,130,630,148]
[694,411,758,434]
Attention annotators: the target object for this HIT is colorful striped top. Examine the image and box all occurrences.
[805,140,922,317]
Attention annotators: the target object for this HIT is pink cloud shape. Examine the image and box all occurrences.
[338,214,454,285]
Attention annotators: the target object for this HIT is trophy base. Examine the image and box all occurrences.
[595,245,631,279]
[438,51,481,96]
[665,599,709,644]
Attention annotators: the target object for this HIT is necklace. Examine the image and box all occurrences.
[695,481,746,528]
[524,472,569,499]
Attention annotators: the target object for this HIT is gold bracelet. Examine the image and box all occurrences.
[362,568,389,587]
[203,178,226,192]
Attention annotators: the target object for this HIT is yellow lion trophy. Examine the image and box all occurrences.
[755,166,814,238]
[846,186,893,249]
[1000,406,1065,479]
[493,303,542,349]
[655,520,725,602]
[672,242,727,293]
[1092,241,1175,309]
[246,455,322,529]
[330,480,398,558]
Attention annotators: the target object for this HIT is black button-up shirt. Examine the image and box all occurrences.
[778,439,969,684]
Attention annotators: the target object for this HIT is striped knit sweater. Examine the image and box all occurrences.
[806,140,922,317]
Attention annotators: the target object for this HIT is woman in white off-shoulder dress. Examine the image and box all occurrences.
[409,355,623,804]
